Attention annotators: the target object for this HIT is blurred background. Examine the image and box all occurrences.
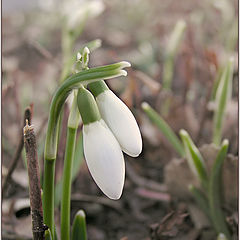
[2,0,238,239]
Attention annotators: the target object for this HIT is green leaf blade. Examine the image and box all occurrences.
[179,129,208,190]
[208,139,231,239]
[142,102,185,157]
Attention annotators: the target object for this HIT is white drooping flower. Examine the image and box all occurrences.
[77,86,125,200]
[95,89,142,157]
[83,119,125,200]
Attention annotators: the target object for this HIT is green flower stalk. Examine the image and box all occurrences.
[43,61,131,238]
[213,57,234,146]
[61,90,80,240]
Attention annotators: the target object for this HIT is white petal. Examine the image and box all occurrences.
[83,120,125,200]
[96,90,142,157]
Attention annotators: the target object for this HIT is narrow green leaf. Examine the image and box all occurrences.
[71,210,87,240]
[213,58,234,146]
[163,20,186,90]
[179,129,208,190]
[141,102,185,157]
[211,67,224,101]
[166,20,187,58]
[209,139,231,239]
[189,184,211,219]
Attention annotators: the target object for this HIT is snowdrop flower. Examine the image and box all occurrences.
[77,86,125,200]
[88,80,142,157]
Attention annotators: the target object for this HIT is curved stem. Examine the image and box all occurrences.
[61,127,77,240]
[44,62,129,160]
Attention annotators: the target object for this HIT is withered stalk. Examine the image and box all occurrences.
[24,120,47,240]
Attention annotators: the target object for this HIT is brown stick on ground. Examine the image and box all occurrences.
[2,106,32,197]
[24,120,47,240]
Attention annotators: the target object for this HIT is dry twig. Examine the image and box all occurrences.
[24,120,47,240]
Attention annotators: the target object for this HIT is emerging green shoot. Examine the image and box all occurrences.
[72,210,87,240]
[141,102,185,157]
[162,20,186,90]
[179,129,208,190]
[213,57,234,146]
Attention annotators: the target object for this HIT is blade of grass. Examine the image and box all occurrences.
[141,102,185,157]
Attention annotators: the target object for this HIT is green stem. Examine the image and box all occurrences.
[61,127,77,240]
[43,159,55,239]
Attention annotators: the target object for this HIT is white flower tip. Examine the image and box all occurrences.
[141,102,150,110]
[119,61,131,68]
[106,189,123,200]
[125,150,141,158]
